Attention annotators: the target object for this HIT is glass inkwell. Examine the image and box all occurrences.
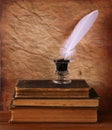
[52,59,71,84]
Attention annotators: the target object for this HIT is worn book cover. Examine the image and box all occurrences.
[15,80,89,91]
[15,80,90,98]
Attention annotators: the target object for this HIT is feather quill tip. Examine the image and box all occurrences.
[60,10,99,60]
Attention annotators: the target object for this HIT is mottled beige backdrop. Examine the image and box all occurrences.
[1,0,112,111]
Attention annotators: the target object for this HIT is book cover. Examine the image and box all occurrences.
[16,80,89,91]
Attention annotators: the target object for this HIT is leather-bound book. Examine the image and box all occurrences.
[15,80,90,98]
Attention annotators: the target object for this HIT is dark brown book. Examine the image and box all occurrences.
[12,88,99,107]
[9,107,98,123]
[15,80,90,98]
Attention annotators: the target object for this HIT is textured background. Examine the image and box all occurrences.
[0,0,2,110]
[0,0,112,112]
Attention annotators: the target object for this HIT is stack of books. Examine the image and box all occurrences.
[9,80,99,123]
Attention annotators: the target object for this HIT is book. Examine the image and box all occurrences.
[9,107,98,123]
[15,80,90,98]
[12,88,99,107]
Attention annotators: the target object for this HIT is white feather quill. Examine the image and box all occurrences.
[61,10,99,59]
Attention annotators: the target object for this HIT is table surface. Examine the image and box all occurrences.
[0,111,112,130]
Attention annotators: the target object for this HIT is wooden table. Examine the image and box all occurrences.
[0,111,112,130]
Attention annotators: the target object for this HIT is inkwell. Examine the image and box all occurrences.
[53,59,71,84]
